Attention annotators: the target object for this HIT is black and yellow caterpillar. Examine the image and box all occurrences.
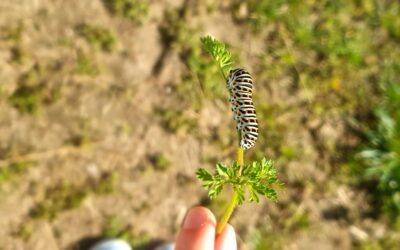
[227,68,258,150]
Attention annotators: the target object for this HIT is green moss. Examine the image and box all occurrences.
[75,24,116,52]
[102,0,148,24]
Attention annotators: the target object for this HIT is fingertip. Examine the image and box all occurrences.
[183,206,216,229]
[175,206,216,250]
[215,224,237,250]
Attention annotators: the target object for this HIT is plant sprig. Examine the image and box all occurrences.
[197,35,280,234]
[196,158,279,204]
[200,35,233,77]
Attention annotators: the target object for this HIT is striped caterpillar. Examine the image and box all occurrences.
[227,68,259,150]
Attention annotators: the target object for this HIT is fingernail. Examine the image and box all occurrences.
[183,207,212,229]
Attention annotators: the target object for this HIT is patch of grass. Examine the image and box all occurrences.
[8,64,63,114]
[14,223,33,242]
[8,84,44,114]
[357,77,400,221]
[380,2,400,41]
[284,209,310,232]
[76,50,100,75]
[358,236,400,250]
[10,46,29,64]
[102,0,148,24]
[231,0,399,117]
[160,9,230,105]
[157,108,197,135]
[186,46,227,99]
[280,145,296,161]
[30,183,89,220]
[246,228,288,250]
[93,173,118,195]
[68,131,93,148]
[248,102,285,160]
[30,173,118,221]
[148,153,171,171]
[0,161,31,186]
[75,24,116,52]
[0,22,24,42]
[103,215,151,249]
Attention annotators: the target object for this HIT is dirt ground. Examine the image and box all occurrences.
[0,0,399,250]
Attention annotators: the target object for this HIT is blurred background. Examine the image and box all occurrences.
[0,0,399,249]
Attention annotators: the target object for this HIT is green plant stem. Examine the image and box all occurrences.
[237,147,244,173]
[219,67,227,80]
[216,137,244,234]
[216,191,237,234]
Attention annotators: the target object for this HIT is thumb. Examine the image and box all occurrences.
[175,207,216,250]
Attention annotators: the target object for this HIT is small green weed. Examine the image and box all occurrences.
[0,161,30,186]
[280,145,296,161]
[0,22,24,42]
[8,64,62,114]
[76,50,100,75]
[102,0,148,24]
[8,84,44,114]
[93,173,118,195]
[157,108,197,135]
[75,24,116,52]
[284,209,310,232]
[148,153,171,171]
[30,183,88,220]
[14,223,33,242]
[10,46,29,64]
[358,78,400,220]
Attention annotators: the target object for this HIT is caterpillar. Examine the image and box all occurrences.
[227,68,258,150]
